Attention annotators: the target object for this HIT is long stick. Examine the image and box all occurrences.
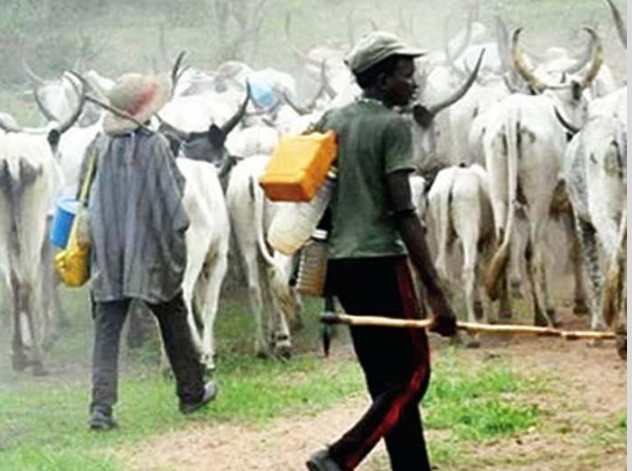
[319,312,617,341]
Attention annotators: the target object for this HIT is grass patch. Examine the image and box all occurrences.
[425,350,541,441]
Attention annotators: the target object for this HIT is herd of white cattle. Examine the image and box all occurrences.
[0,0,626,375]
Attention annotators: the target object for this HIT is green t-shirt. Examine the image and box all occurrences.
[315,98,415,259]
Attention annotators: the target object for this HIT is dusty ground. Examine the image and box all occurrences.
[116,308,627,471]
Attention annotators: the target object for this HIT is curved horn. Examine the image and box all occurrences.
[494,15,511,72]
[368,18,379,31]
[33,89,59,122]
[511,28,548,93]
[554,107,580,135]
[320,59,337,99]
[156,115,190,142]
[443,9,474,64]
[55,75,86,134]
[285,11,307,63]
[282,92,311,115]
[22,57,47,84]
[425,48,485,117]
[171,51,186,90]
[604,0,627,48]
[220,81,252,137]
[579,27,603,90]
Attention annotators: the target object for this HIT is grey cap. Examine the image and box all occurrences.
[345,31,427,74]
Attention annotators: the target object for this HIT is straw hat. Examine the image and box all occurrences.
[103,73,171,135]
[345,31,427,74]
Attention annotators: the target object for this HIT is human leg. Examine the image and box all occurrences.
[90,298,130,429]
[147,291,212,410]
[322,257,432,471]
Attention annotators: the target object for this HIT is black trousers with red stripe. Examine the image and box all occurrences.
[325,256,432,471]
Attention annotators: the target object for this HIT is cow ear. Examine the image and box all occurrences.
[571,81,582,101]
[47,129,61,149]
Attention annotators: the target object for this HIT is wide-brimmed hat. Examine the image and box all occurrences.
[103,73,171,135]
[345,31,427,74]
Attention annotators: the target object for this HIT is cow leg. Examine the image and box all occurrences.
[570,230,590,316]
[509,210,528,300]
[461,227,481,348]
[575,218,605,330]
[246,254,268,358]
[199,251,228,371]
[266,265,293,360]
[22,280,47,376]
[10,275,28,372]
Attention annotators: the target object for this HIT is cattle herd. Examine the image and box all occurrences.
[0,0,626,376]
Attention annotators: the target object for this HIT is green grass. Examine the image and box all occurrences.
[0,285,546,471]
[426,352,542,440]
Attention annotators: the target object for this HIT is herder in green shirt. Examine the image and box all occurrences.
[307,32,457,471]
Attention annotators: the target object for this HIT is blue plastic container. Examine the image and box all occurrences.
[250,80,277,109]
[50,196,80,248]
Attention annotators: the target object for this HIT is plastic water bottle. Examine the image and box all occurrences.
[268,167,337,255]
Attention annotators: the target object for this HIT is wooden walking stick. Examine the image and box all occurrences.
[319,311,617,355]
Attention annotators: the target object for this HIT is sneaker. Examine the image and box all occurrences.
[88,408,118,431]
[306,449,343,471]
[179,380,219,414]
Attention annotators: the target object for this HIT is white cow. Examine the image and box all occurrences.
[561,98,627,330]
[0,131,65,375]
[226,155,297,359]
[427,165,496,342]
[176,158,230,370]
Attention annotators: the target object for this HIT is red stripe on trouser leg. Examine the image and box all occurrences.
[342,259,430,470]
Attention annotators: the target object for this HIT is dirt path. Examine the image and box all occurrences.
[116,311,627,471]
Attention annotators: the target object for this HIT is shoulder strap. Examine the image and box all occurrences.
[78,139,99,204]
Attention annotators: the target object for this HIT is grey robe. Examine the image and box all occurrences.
[88,130,190,304]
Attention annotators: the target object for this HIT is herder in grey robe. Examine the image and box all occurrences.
[86,73,217,431]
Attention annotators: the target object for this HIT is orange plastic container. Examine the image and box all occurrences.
[259,131,337,202]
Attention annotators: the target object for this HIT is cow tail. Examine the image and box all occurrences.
[485,107,519,300]
[250,175,295,324]
[602,206,626,328]
[432,169,457,281]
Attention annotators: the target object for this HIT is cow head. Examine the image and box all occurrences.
[512,27,602,125]
[158,82,252,164]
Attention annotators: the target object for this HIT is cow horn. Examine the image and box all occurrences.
[511,28,548,93]
[156,115,190,142]
[579,27,603,90]
[424,48,485,117]
[55,75,86,135]
[285,11,307,63]
[22,57,47,84]
[604,0,627,48]
[443,9,475,64]
[282,92,311,115]
[171,51,187,92]
[320,59,337,99]
[33,89,59,122]
[495,15,511,73]
[220,81,252,137]
[554,107,580,135]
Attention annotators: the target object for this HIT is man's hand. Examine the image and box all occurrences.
[427,292,458,337]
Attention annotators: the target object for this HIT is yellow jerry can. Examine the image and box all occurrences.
[259,131,337,202]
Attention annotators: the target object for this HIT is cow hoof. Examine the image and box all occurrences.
[31,363,49,377]
[510,280,523,300]
[11,353,29,372]
[616,335,627,360]
[572,300,590,317]
[465,339,481,349]
[474,302,485,321]
[274,345,292,361]
[534,310,549,327]
[546,309,562,328]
